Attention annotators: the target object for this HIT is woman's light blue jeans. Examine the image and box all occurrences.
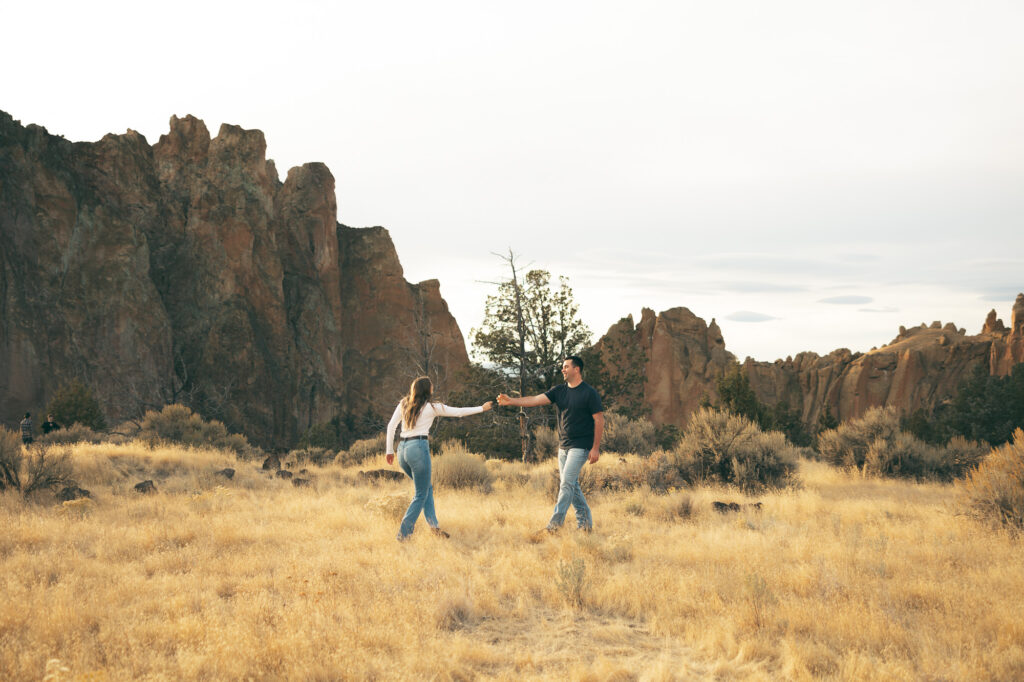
[548,447,593,530]
[397,439,438,538]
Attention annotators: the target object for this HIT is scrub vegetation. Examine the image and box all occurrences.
[2,430,1023,680]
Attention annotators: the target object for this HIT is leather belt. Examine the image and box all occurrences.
[402,435,428,441]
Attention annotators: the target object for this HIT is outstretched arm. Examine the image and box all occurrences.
[496,393,551,408]
[434,401,493,417]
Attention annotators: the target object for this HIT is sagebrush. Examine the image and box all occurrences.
[432,441,493,491]
[137,404,253,456]
[654,408,799,491]
[957,428,1024,529]
[818,406,989,480]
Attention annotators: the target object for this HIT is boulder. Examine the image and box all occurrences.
[215,468,235,479]
[712,501,762,513]
[359,469,406,482]
[56,486,91,502]
[134,480,157,494]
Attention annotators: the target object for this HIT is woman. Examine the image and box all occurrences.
[385,376,492,540]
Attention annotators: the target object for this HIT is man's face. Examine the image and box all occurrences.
[561,360,579,381]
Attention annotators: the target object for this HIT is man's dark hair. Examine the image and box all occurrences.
[24,412,30,419]
[566,355,584,372]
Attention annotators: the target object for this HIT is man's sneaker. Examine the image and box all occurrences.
[430,527,450,538]
[577,525,594,533]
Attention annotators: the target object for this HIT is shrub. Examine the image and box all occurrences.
[0,428,75,495]
[817,407,901,469]
[654,408,799,491]
[957,429,1024,529]
[943,436,990,478]
[655,424,682,450]
[38,423,108,446]
[335,434,385,467]
[137,404,253,456]
[22,448,75,494]
[602,412,658,456]
[46,380,107,431]
[0,427,23,491]
[532,426,560,460]
[286,447,335,467]
[485,459,530,488]
[818,406,980,480]
[862,431,944,479]
[432,441,492,491]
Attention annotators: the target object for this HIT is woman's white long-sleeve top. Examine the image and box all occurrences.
[385,402,484,454]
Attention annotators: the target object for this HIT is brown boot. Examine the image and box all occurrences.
[431,527,450,538]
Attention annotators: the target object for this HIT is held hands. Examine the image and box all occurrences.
[386,453,394,465]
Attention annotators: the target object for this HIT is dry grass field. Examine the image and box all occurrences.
[1,441,1023,680]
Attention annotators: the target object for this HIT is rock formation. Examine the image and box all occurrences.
[0,111,468,447]
[594,307,735,424]
[596,298,1024,430]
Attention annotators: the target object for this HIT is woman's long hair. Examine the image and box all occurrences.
[401,376,434,429]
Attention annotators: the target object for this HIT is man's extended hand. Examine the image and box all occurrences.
[588,448,600,464]
[497,393,512,406]
[386,453,394,465]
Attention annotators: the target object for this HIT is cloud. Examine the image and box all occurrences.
[725,311,779,323]
[819,295,873,305]
[711,281,808,294]
[977,291,1022,303]
[859,306,899,313]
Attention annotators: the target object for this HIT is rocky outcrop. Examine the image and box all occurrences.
[337,226,468,416]
[0,111,468,446]
[990,294,1024,376]
[596,298,1024,430]
[594,307,735,427]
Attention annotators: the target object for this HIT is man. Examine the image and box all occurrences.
[41,414,61,435]
[20,412,34,446]
[498,356,604,533]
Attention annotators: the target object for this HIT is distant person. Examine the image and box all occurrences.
[497,355,604,534]
[385,376,493,541]
[20,412,34,445]
[41,414,61,435]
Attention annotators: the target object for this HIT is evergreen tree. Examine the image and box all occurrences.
[471,268,592,395]
[47,380,107,431]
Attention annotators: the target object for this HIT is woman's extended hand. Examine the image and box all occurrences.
[482,401,493,411]
[386,453,394,465]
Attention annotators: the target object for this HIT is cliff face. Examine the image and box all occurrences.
[595,307,735,425]
[597,297,1024,429]
[0,111,468,446]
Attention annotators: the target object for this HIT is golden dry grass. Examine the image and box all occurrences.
[1,444,1022,680]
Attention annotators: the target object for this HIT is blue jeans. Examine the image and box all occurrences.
[397,439,439,538]
[548,448,593,529]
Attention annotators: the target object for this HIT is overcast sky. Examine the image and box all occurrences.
[4,1,1023,361]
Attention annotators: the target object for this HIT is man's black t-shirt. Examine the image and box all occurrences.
[544,381,603,450]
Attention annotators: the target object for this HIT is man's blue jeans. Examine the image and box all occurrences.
[548,447,593,530]
[397,439,438,538]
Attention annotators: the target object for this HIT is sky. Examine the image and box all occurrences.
[4,1,1023,362]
